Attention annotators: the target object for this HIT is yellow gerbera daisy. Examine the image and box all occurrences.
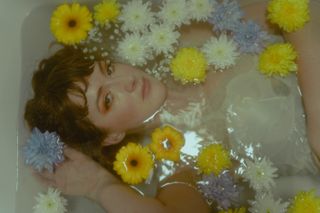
[94,0,120,25]
[267,0,310,32]
[219,207,247,213]
[149,125,185,162]
[113,143,154,185]
[259,43,298,77]
[196,144,232,175]
[50,3,92,45]
[288,190,320,213]
[170,47,208,84]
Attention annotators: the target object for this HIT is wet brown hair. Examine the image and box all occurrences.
[24,46,111,167]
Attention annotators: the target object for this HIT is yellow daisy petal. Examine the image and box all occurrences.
[259,43,298,77]
[113,143,154,185]
[50,3,92,45]
[170,47,208,84]
[288,190,320,213]
[196,144,232,175]
[267,0,310,32]
[94,0,120,25]
[149,125,185,162]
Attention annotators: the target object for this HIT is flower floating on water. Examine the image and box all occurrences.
[242,157,278,192]
[208,0,243,32]
[147,24,180,55]
[202,34,239,70]
[218,207,247,213]
[170,47,208,84]
[267,0,310,33]
[234,20,270,54]
[249,193,289,213]
[93,0,120,25]
[287,190,320,213]
[117,33,151,66]
[113,142,154,185]
[198,172,240,209]
[259,43,298,77]
[196,143,231,175]
[149,125,185,162]
[23,128,64,173]
[33,188,67,213]
[188,0,215,22]
[50,3,92,45]
[158,0,190,27]
[118,0,154,32]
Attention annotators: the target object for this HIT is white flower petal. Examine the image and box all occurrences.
[249,193,289,213]
[188,0,215,21]
[158,0,190,27]
[33,188,67,213]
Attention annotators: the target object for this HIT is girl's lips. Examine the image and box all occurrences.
[142,77,150,100]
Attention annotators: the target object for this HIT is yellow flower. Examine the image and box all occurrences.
[170,48,208,84]
[219,207,247,213]
[196,144,231,175]
[267,0,310,32]
[50,3,92,45]
[259,43,298,77]
[113,143,154,185]
[288,190,320,213]
[94,0,120,25]
[149,125,185,162]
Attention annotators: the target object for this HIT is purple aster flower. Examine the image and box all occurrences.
[234,20,271,54]
[22,128,64,172]
[208,0,243,32]
[197,171,240,210]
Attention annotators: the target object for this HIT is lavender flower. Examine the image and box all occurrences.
[197,171,240,210]
[208,0,243,32]
[234,20,271,54]
[23,128,64,172]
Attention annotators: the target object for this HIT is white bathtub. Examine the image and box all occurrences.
[1,0,320,212]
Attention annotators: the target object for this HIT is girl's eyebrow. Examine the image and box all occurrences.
[96,86,103,113]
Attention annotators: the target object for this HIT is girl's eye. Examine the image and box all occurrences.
[106,60,114,76]
[104,92,113,110]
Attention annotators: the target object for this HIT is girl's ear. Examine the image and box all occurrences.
[101,132,126,146]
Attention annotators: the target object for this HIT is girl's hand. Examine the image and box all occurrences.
[34,147,119,201]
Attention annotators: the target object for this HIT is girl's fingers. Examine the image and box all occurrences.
[64,147,83,160]
[33,173,57,188]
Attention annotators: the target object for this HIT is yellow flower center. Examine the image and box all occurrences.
[161,138,172,150]
[283,3,295,16]
[130,159,138,167]
[68,19,77,28]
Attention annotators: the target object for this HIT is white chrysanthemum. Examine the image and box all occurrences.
[158,0,190,27]
[148,24,180,55]
[118,0,154,32]
[117,33,151,66]
[188,0,215,21]
[202,34,239,70]
[242,157,278,192]
[33,188,67,213]
[249,193,289,213]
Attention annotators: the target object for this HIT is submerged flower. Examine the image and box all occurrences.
[147,24,180,55]
[93,0,120,25]
[117,33,151,66]
[196,143,231,175]
[208,0,243,32]
[218,207,247,213]
[50,3,92,45]
[149,125,185,162]
[202,34,239,70]
[170,47,208,84]
[23,128,64,172]
[249,193,289,213]
[242,157,278,192]
[188,0,215,22]
[267,0,310,32]
[158,0,190,27]
[287,190,320,213]
[118,0,154,32]
[198,172,240,209]
[259,43,298,77]
[113,143,154,185]
[234,20,270,54]
[33,188,67,213]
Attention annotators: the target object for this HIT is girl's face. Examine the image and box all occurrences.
[70,61,167,144]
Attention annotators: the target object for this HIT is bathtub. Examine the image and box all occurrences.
[1,0,320,212]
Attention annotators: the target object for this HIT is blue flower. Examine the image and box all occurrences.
[23,128,64,172]
[208,0,243,32]
[234,20,271,54]
[197,171,240,210]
